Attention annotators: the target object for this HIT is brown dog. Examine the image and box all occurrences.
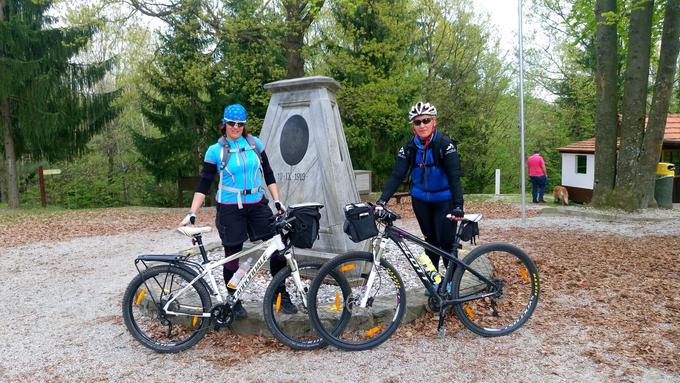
[553,185,569,205]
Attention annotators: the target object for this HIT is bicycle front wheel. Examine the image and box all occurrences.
[122,265,211,353]
[452,242,539,337]
[263,261,330,350]
[307,251,406,351]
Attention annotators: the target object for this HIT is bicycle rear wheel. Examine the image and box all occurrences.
[452,242,539,337]
[122,265,211,353]
[307,251,406,351]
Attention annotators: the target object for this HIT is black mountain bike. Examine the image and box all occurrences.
[306,204,540,351]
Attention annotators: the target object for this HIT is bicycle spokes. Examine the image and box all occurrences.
[311,255,405,348]
[454,245,538,336]
[124,267,210,352]
[264,262,329,350]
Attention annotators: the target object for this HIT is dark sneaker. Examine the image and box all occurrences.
[232,300,248,319]
[277,290,298,314]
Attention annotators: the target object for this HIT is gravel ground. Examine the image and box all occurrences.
[0,204,678,382]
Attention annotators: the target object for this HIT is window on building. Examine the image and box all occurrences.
[576,155,587,174]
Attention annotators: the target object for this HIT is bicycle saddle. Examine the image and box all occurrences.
[176,226,213,237]
[463,214,482,223]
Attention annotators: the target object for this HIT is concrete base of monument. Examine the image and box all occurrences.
[228,288,430,338]
[177,241,431,340]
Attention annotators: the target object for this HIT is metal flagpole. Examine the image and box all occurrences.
[518,0,527,223]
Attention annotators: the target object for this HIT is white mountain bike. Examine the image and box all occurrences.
[122,202,349,352]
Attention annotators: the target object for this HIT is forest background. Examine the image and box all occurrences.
[1,0,679,209]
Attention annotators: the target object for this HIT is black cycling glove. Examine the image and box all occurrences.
[450,207,465,218]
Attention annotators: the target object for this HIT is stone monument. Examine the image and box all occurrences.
[260,76,361,254]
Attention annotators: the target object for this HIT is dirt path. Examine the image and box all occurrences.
[0,203,677,382]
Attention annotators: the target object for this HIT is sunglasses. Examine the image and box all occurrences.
[412,118,432,126]
[226,121,245,128]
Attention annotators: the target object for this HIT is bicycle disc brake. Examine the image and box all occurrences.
[211,304,233,331]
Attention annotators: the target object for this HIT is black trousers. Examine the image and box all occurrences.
[215,200,286,288]
[411,197,457,272]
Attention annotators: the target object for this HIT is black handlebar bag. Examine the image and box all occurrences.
[459,221,479,244]
[288,205,322,249]
[343,203,378,242]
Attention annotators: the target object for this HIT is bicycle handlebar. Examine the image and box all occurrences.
[273,214,297,233]
[374,204,400,224]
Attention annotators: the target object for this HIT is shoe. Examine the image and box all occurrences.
[532,200,538,203]
[232,300,248,319]
[539,200,546,203]
[277,289,298,314]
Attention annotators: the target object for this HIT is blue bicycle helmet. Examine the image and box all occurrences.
[222,104,247,123]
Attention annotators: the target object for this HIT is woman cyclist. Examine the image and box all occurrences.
[377,101,464,275]
[180,103,296,318]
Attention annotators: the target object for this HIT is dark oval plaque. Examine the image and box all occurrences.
[279,115,309,166]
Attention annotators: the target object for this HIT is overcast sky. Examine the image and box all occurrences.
[472,0,526,52]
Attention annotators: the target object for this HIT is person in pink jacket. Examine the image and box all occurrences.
[527,149,548,203]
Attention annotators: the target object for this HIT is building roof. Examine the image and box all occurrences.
[558,114,680,153]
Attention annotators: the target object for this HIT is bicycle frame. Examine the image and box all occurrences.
[363,222,500,309]
[161,233,306,318]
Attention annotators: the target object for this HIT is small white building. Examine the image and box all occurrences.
[557,114,680,203]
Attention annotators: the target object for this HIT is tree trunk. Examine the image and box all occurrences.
[284,0,325,78]
[1,98,20,208]
[0,146,6,204]
[615,0,654,210]
[592,0,619,207]
[285,31,305,78]
[639,0,680,207]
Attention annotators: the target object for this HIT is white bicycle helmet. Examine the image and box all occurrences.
[408,101,437,121]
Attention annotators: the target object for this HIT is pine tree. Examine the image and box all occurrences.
[133,1,223,181]
[0,0,118,208]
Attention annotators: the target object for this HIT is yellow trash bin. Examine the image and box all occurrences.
[655,162,675,209]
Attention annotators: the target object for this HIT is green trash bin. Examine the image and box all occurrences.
[655,162,675,209]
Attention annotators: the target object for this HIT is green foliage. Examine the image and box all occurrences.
[133,0,287,181]
[417,0,513,193]
[0,0,118,162]
[311,0,421,188]
[134,1,223,181]
[21,145,180,209]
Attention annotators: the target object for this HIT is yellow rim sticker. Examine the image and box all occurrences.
[339,264,357,272]
[326,291,343,311]
[519,267,529,283]
[464,304,475,319]
[275,293,282,313]
[134,288,146,305]
[364,325,384,338]
[192,308,200,327]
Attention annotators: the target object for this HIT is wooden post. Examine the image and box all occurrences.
[38,166,46,208]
